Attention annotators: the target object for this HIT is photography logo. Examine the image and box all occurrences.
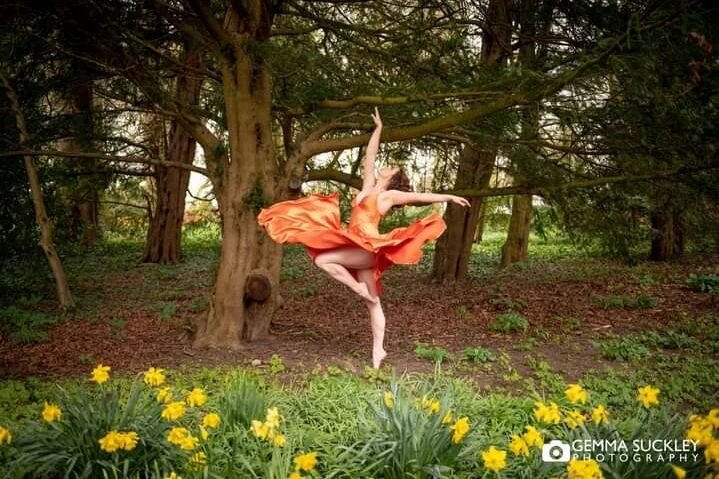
[542,440,571,463]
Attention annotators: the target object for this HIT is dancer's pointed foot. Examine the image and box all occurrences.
[354,282,378,303]
[372,348,387,369]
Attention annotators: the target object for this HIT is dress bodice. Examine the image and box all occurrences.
[348,192,382,237]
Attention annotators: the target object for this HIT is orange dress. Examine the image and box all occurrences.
[257,191,446,295]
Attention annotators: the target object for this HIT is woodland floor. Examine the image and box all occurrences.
[1,232,718,410]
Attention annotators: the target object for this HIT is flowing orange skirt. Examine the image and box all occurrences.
[257,192,446,295]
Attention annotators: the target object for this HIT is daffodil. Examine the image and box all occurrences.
[293,451,318,472]
[161,401,186,421]
[705,439,719,464]
[98,431,137,453]
[0,426,12,445]
[481,446,507,472]
[592,405,609,425]
[533,401,561,424]
[273,433,287,447]
[156,387,173,404]
[99,431,123,453]
[186,388,207,407]
[637,385,660,408]
[442,409,453,425]
[202,412,221,429]
[164,473,182,479]
[143,367,166,387]
[522,425,544,448]
[686,414,715,446]
[167,427,191,446]
[565,384,589,404]
[265,407,281,429]
[90,364,111,384]
[189,451,206,470]
[289,473,302,479]
[251,419,270,440]
[707,409,719,428]
[420,395,440,414]
[383,391,394,408]
[670,464,686,479]
[42,402,62,423]
[450,417,470,444]
[509,434,530,456]
[565,410,586,429]
[567,458,603,479]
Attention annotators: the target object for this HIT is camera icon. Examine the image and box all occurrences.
[542,440,571,463]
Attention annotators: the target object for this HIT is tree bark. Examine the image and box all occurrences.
[142,46,202,264]
[433,144,493,282]
[431,0,509,282]
[193,3,282,348]
[58,75,103,246]
[1,72,75,310]
[500,0,538,268]
[650,206,685,260]
[500,194,533,267]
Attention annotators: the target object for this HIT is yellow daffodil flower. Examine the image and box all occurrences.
[442,409,453,425]
[265,407,281,429]
[186,388,207,407]
[90,364,111,384]
[293,451,318,472]
[592,405,609,425]
[156,387,173,404]
[565,384,589,404]
[670,464,686,479]
[522,425,544,448]
[202,412,221,429]
[189,451,206,470]
[509,434,530,457]
[450,416,470,444]
[533,401,561,424]
[481,446,507,472]
[161,401,186,421]
[383,391,394,408]
[637,385,660,408]
[251,419,270,440]
[0,426,12,445]
[42,402,62,423]
[273,433,287,447]
[565,410,586,429]
[567,458,603,479]
[143,367,166,387]
[705,439,719,464]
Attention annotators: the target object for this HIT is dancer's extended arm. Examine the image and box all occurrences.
[387,191,471,208]
[361,107,383,191]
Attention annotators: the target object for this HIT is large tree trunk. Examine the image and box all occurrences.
[1,73,75,310]
[193,5,282,348]
[63,76,102,246]
[500,193,533,267]
[431,0,509,282]
[142,47,202,264]
[433,145,493,282]
[650,204,685,260]
[500,0,538,268]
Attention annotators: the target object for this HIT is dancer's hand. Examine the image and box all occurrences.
[371,107,382,128]
[446,195,470,207]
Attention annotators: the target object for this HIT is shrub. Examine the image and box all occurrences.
[687,273,719,294]
[339,383,470,479]
[595,337,651,361]
[414,343,451,364]
[489,313,529,334]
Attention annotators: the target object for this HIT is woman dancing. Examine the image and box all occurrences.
[258,108,469,369]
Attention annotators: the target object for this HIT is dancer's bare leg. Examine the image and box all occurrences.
[357,269,386,369]
[314,248,378,303]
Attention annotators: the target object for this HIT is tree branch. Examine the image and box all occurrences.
[0,150,209,175]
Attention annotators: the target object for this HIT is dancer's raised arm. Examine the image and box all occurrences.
[387,191,471,208]
[361,107,383,191]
